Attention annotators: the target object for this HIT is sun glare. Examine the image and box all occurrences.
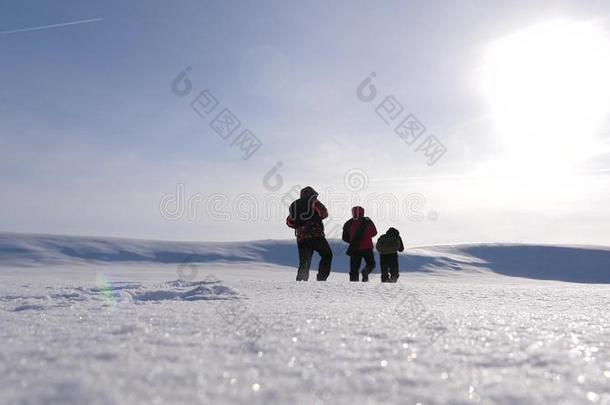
[482,20,610,172]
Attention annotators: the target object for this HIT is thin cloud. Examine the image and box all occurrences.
[0,18,103,35]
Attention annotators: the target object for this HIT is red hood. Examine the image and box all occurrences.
[351,206,365,218]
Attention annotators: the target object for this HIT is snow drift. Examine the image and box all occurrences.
[1,232,610,283]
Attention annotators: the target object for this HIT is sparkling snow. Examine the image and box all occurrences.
[1,234,610,404]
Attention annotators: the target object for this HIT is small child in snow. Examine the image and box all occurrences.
[375,227,404,283]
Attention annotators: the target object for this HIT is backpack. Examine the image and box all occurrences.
[288,198,316,228]
[376,234,399,254]
[345,218,371,256]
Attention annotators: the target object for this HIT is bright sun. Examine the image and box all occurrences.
[481,20,610,172]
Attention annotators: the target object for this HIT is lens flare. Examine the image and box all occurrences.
[96,274,118,309]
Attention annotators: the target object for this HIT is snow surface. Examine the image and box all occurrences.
[1,232,610,404]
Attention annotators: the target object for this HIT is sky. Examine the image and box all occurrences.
[1,0,610,245]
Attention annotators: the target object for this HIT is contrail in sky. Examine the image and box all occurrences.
[0,18,103,35]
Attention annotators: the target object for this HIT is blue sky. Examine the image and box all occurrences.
[2,0,610,245]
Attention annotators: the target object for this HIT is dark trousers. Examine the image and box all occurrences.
[380,253,399,281]
[349,250,375,281]
[297,237,333,281]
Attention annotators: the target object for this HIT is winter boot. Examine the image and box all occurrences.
[297,267,309,281]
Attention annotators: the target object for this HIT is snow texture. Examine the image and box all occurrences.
[1,232,610,404]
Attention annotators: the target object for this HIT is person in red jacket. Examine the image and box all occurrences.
[342,206,377,282]
[286,186,333,281]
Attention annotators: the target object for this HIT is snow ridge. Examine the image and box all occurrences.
[2,232,610,283]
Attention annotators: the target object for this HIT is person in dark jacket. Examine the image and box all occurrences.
[375,227,404,283]
[286,186,333,281]
[342,206,377,282]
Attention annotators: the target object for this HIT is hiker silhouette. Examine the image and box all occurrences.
[342,206,378,282]
[286,186,333,281]
[376,227,404,282]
